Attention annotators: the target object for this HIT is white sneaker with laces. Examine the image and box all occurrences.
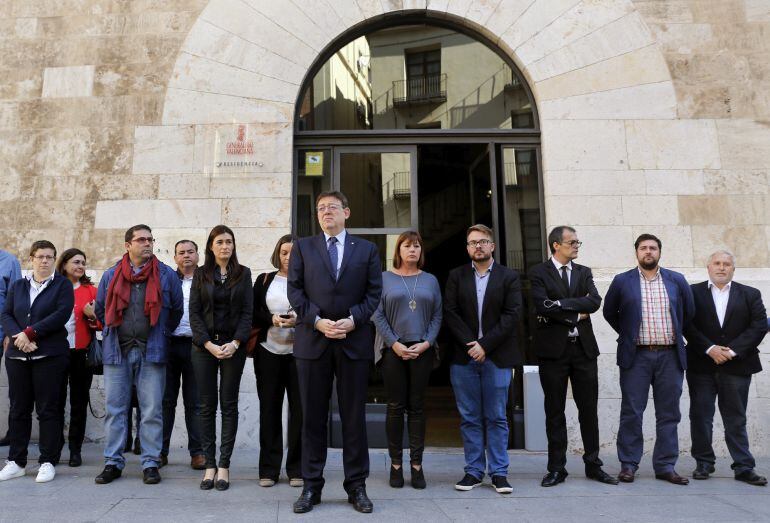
[0,460,25,481]
[35,462,55,483]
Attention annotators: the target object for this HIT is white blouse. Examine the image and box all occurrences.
[261,275,295,355]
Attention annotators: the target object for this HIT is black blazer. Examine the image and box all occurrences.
[1,272,74,359]
[685,281,767,376]
[528,260,601,360]
[253,271,278,343]
[443,262,522,368]
[288,232,382,360]
[189,265,253,348]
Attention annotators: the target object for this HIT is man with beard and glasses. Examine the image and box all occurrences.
[603,234,694,486]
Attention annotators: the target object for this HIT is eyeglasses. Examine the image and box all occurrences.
[316,204,343,213]
[33,255,55,261]
[467,239,492,248]
[131,237,155,244]
[561,240,583,247]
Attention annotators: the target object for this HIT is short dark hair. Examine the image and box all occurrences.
[315,191,349,209]
[466,224,494,240]
[548,226,577,254]
[174,239,198,254]
[30,240,56,258]
[125,224,152,243]
[270,234,296,269]
[392,230,425,269]
[56,248,92,284]
[634,233,662,251]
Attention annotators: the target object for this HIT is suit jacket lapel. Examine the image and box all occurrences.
[480,264,498,318]
[546,262,569,296]
[336,234,357,282]
[698,283,720,328]
[722,283,739,328]
[314,233,335,281]
[568,264,579,297]
[466,265,479,327]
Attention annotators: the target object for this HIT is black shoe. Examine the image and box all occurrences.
[200,478,215,490]
[455,473,482,491]
[491,475,513,493]
[693,463,715,480]
[293,489,321,513]
[347,485,373,513]
[0,432,9,447]
[133,438,141,455]
[215,479,229,491]
[68,453,82,468]
[411,466,426,489]
[143,467,161,484]
[389,465,404,488]
[735,470,768,486]
[541,470,568,487]
[95,465,122,484]
[159,454,168,468]
[586,468,619,485]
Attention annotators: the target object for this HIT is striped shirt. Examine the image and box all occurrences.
[636,268,675,345]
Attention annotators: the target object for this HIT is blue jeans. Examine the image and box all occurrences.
[450,360,512,479]
[103,347,166,470]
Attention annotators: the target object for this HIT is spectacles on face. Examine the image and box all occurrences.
[561,240,583,247]
[466,239,492,248]
[316,204,343,213]
[131,237,155,244]
[33,255,55,261]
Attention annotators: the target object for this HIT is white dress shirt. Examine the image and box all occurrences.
[706,280,737,357]
[172,274,194,337]
[551,258,579,337]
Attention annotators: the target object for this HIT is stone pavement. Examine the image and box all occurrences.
[0,444,768,522]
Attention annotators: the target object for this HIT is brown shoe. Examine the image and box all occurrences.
[655,471,689,485]
[618,468,635,483]
[190,455,206,470]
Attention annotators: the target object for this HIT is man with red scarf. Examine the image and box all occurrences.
[94,224,183,485]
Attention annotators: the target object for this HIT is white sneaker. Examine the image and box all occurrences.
[0,460,26,481]
[35,462,55,483]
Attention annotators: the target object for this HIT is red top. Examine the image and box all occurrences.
[74,284,101,350]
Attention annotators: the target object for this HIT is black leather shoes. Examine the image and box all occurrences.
[655,471,689,485]
[586,468,619,485]
[618,468,635,483]
[95,465,122,484]
[293,489,321,513]
[68,453,82,468]
[735,470,768,486]
[348,485,373,513]
[541,470,568,487]
[215,479,229,491]
[693,463,715,480]
[143,467,161,484]
[389,465,404,488]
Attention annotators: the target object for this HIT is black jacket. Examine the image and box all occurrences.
[443,262,522,368]
[253,271,278,343]
[685,281,767,376]
[528,260,601,360]
[189,265,253,348]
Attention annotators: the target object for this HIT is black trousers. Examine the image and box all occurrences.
[296,346,370,494]
[60,350,93,453]
[6,355,69,467]
[162,336,203,457]
[254,346,302,480]
[380,344,433,465]
[539,338,603,473]
[688,370,755,474]
[191,345,246,469]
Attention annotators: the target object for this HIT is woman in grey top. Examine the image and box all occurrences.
[372,230,442,490]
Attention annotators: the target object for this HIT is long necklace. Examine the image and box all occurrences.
[399,272,419,312]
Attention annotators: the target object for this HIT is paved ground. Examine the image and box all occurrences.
[0,444,768,522]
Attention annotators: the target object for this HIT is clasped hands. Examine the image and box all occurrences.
[315,318,354,339]
[11,332,38,353]
[708,345,735,365]
[392,341,430,360]
[205,340,238,360]
[466,340,486,362]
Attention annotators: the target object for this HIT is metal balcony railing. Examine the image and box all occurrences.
[393,73,447,106]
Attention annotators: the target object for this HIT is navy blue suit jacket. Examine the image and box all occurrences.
[288,232,382,360]
[603,267,695,370]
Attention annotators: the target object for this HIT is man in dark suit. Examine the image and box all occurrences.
[685,250,767,486]
[288,191,382,514]
[603,233,695,485]
[529,226,617,487]
[444,224,521,495]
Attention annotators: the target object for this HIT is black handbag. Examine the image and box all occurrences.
[86,333,103,375]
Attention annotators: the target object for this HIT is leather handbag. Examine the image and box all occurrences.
[86,333,104,375]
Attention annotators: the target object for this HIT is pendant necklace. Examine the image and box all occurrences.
[399,272,419,312]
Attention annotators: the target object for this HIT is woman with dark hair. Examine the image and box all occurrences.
[56,248,101,467]
[252,234,302,488]
[372,230,442,489]
[189,225,253,491]
[0,241,74,483]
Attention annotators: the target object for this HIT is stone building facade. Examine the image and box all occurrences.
[1,0,769,457]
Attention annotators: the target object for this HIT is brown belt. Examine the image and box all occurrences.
[637,344,675,351]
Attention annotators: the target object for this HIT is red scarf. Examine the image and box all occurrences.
[105,254,162,328]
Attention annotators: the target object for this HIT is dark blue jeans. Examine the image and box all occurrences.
[617,348,683,474]
[162,336,203,457]
[687,371,755,475]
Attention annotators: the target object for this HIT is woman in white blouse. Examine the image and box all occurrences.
[252,234,302,488]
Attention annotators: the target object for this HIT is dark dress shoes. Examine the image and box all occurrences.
[618,468,635,483]
[411,466,426,489]
[200,478,215,490]
[389,465,404,488]
[655,471,689,485]
[143,467,162,484]
[348,485,374,513]
[293,489,321,513]
[215,479,229,491]
[68,453,82,468]
[735,470,768,486]
[541,470,568,487]
[692,464,715,480]
[191,455,206,470]
[586,468,619,485]
[95,465,122,484]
